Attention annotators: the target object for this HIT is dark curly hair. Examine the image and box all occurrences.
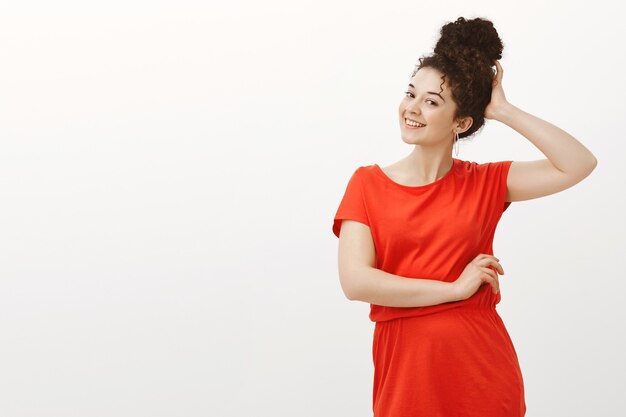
[411,17,504,140]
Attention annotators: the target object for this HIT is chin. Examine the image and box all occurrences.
[400,135,421,145]
[400,128,424,144]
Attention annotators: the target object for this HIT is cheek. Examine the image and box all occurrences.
[424,108,442,122]
[427,108,450,124]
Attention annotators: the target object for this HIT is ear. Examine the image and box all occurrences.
[455,116,473,134]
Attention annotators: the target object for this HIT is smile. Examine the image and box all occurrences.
[405,118,426,128]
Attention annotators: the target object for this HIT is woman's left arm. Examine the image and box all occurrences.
[485,61,598,202]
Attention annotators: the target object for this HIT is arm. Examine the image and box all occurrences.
[495,103,597,174]
[485,61,597,202]
[337,220,459,307]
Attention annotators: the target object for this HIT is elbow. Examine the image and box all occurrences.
[341,278,359,301]
[346,288,364,302]
[585,156,598,178]
[587,154,598,171]
[339,268,368,301]
[587,154,598,170]
[574,155,598,180]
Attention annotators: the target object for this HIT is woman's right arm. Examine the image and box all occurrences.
[336,220,460,307]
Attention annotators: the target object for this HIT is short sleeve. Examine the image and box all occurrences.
[487,160,513,214]
[332,167,371,238]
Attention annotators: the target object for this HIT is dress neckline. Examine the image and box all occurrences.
[373,158,458,190]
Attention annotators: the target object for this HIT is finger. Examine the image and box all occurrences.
[487,259,504,275]
[483,269,499,293]
[489,270,500,293]
[478,255,500,265]
[493,260,505,275]
[476,253,490,262]
[489,271,500,294]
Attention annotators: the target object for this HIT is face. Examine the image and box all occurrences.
[398,67,470,147]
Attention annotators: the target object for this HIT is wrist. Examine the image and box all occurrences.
[493,102,517,123]
[447,282,461,302]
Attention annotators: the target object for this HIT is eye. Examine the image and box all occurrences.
[404,91,438,106]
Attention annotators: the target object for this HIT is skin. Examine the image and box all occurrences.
[338,60,598,305]
[485,61,597,203]
[383,66,472,187]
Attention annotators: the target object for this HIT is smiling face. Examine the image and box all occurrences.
[399,66,472,147]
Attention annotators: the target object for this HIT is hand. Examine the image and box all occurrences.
[484,60,510,121]
[450,254,504,301]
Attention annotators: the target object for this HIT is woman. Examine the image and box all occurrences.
[332,17,597,417]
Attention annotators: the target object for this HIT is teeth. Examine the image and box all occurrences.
[405,118,425,127]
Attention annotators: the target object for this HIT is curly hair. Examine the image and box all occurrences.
[411,17,504,139]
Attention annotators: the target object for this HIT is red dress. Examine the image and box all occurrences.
[332,158,526,417]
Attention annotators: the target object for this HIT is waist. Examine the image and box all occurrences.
[370,297,498,323]
[373,304,502,332]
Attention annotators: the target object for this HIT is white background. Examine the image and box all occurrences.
[0,1,623,416]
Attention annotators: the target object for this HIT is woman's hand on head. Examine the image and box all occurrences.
[484,60,510,121]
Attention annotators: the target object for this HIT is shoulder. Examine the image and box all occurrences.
[452,158,476,174]
[349,164,378,180]
[460,159,511,174]
[339,164,381,193]
[356,164,377,172]
[340,165,378,192]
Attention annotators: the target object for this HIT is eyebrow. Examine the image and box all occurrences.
[408,83,445,102]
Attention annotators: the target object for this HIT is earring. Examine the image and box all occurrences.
[453,131,460,156]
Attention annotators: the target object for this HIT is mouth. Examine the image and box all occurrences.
[404,118,426,129]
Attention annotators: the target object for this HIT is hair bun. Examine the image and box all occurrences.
[433,17,503,66]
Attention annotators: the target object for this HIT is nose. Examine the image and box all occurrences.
[405,99,421,115]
